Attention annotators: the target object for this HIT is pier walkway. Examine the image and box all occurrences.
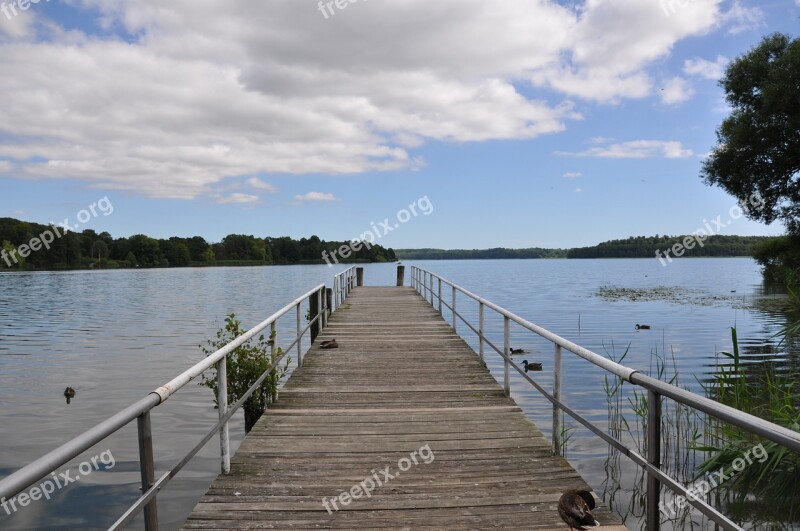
[183,287,625,530]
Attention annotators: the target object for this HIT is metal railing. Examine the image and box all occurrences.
[0,269,360,530]
[410,266,800,531]
[333,265,358,311]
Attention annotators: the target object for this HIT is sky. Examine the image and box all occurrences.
[0,0,797,250]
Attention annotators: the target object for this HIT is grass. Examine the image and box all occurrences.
[697,327,800,525]
[600,327,800,530]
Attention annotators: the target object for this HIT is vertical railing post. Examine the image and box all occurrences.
[438,278,442,315]
[479,302,485,363]
[429,273,434,305]
[270,321,278,403]
[397,265,405,287]
[321,287,327,329]
[137,411,158,531]
[356,267,364,287]
[216,356,230,474]
[333,277,338,312]
[553,344,563,456]
[318,286,323,325]
[503,316,510,396]
[452,286,457,332]
[310,289,321,342]
[296,302,303,367]
[647,390,662,531]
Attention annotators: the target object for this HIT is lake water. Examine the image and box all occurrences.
[0,258,795,530]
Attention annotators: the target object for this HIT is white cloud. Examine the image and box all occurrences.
[720,1,765,34]
[563,172,583,179]
[0,0,725,198]
[247,178,277,193]
[217,193,259,205]
[683,55,729,80]
[575,187,584,193]
[531,0,721,102]
[294,192,336,202]
[660,76,695,105]
[556,140,694,159]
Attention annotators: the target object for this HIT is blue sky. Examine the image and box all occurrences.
[0,0,797,249]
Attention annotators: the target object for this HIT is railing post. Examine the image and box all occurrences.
[332,277,337,312]
[296,302,303,367]
[216,356,230,474]
[438,278,442,315]
[356,267,364,287]
[310,289,320,342]
[429,273,434,305]
[452,286,457,333]
[503,316,510,397]
[479,302,485,363]
[137,411,158,531]
[325,288,333,323]
[319,288,328,330]
[647,390,662,531]
[270,321,278,403]
[553,344,562,456]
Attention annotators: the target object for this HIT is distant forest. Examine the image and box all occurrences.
[0,217,396,270]
[566,235,773,259]
[395,248,568,260]
[396,235,775,260]
[0,215,778,271]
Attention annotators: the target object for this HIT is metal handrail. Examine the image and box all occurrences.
[0,281,335,530]
[333,265,357,311]
[410,266,800,531]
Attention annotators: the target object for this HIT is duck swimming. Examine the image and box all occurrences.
[510,348,524,355]
[64,387,76,404]
[635,324,651,330]
[522,360,543,372]
[558,489,599,530]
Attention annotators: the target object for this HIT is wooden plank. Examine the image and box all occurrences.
[183,287,624,530]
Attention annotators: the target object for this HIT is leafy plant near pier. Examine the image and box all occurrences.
[697,327,800,522]
[200,314,290,433]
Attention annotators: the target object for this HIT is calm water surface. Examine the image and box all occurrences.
[0,259,795,530]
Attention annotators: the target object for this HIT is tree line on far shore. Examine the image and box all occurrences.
[566,235,773,259]
[0,217,396,270]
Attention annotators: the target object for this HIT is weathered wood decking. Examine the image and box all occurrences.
[184,287,625,530]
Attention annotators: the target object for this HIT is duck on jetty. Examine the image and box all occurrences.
[320,339,339,350]
[558,489,599,530]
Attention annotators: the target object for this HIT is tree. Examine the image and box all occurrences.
[1,240,23,269]
[128,234,161,267]
[702,33,800,232]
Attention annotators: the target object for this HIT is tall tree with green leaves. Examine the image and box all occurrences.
[702,33,800,232]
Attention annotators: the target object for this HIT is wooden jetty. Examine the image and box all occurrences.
[183,286,625,529]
